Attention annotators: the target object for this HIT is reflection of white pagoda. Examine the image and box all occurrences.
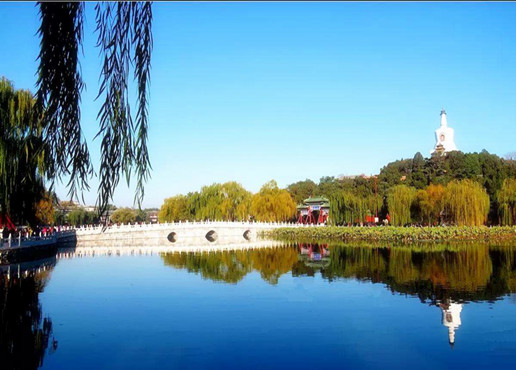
[439,301,463,348]
[431,109,458,155]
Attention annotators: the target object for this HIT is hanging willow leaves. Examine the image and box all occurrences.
[443,180,490,226]
[497,179,516,225]
[36,2,153,216]
[95,1,153,215]
[329,191,382,225]
[387,185,417,226]
[36,2,92,199]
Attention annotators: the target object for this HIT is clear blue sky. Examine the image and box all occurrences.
[1,2,516,208]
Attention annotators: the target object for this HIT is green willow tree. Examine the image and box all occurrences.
[329,191,381,225]
[387,185,417,226]
[67,208,97,226]
[36,2,153,216]
[158,195,192,222]
[443,179,490,226]
[0,78,46,225]
[497,178,516,225]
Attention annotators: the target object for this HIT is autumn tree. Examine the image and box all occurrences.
[443,180,490,226]
[497,178,516,225]
[415,184,445,225]
[250,180,296,222]
[387,185,417,226]
[35,193,55,225]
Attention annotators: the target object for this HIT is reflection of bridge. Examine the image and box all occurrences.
[56,241,285,259]
[74,221,305,248]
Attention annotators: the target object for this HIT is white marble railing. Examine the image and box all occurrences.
[72,220,311,235]
[0,230,76,249]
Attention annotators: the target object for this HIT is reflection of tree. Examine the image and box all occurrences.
[316,244,516,302]
[0,269,55,369]
[161,247,298,284]
[249,248,298,284]
[162,243,516,303]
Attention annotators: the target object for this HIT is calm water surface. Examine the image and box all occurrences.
[2,243,516,369]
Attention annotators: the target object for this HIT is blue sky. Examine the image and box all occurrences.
[1,2,515,208]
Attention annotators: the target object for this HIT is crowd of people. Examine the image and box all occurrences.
[1,225,60,242]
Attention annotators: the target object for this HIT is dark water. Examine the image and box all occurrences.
[2,243,516,369]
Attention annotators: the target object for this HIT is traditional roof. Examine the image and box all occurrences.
[298,196,330,209]
[303,196,329,204]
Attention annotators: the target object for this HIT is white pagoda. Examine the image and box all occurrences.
[431,108,458,155]
[439,301,463,348]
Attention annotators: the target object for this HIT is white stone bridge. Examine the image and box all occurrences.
[74,221,306,248]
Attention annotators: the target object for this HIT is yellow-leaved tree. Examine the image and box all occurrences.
[416,184,445,225]
[250,180,296,222]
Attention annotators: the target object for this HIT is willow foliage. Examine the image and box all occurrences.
[387,185,417,226]
[36,2,153,215]
[416,184,445,225]
[250,180,296,222]
[329,191,381,225]
[0,78,46,224]
[443,180,490,226]
[497,178,516,225]
[193,182,251,221]
[158,195,192,223]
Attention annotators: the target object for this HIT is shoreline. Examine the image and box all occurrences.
[263,226,516,243]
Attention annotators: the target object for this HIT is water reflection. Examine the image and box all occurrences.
[160,243,516,298]
[0,258,57,370]
[162,246,298,284]
[161,242,516,347]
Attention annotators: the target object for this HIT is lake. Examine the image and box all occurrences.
[2,242,516,369]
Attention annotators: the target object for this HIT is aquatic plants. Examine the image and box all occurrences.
[264,226,516,243]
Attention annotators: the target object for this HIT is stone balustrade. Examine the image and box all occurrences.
[70,220,312,247]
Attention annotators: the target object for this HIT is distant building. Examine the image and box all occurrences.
[297,197,330,224]
[431,109,458,155]
[338,174,374,181]
[147,210,158,223]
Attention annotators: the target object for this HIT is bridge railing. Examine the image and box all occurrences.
[71,220,315,235]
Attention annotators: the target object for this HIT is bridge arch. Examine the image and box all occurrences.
[167,232,177,243]
[206,230,218,242]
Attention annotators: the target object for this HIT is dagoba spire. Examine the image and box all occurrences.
[431,108,458,154]
[440,108,448,127]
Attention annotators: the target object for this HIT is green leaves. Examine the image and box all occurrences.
[95,2,153,215]
[36,2,153,217]
[36,2,92,199]
[0,78,46,225]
